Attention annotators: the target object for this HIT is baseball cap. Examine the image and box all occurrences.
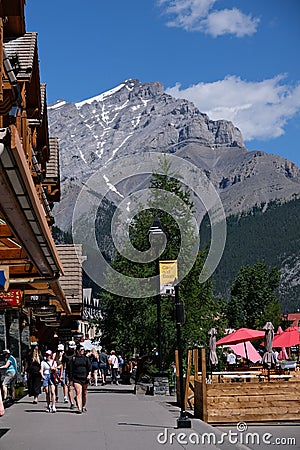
[45,350,53,356]
[57,344,64,351]
[68,341,76,348]
[3,349,10,354]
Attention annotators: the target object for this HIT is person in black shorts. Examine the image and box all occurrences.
[64,341,77,409]
[69,345,92,414]
[99,348,109,385]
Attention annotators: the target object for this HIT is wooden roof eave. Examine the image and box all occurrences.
[49,279,71,314]
[1,1,26,37]
[0,125,64,278]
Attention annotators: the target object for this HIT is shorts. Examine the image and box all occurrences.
[42,373,55,387]
[3,372,17,387]
[57,368,66,385]
[99,366,107,376]
[73,378,89,386]
[92,362,99,371]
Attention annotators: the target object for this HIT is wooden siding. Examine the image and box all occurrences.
[46,137,60,180]
[56,245,86,312]
[194,379,300,423]
[3,32,37,80]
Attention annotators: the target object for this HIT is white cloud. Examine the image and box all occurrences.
[158,0,259,37]
[166,76,300,141]
[202,8,260,37]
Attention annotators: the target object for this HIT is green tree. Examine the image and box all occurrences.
[95,157,226,366]
[227,261,282,329]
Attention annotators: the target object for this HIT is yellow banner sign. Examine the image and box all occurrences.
[159,260,178,296]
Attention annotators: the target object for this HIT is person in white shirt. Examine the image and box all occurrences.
[273,348,279,366]
[226,350,236,367]
[40,350,58,413]
[109,350,119,385]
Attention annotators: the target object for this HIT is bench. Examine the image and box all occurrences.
[220,374,259,382]
[258,374,292,381]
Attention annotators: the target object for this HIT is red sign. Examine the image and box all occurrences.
[0,289,23,308]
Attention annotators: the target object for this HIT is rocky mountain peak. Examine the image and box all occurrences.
[48,79,300,232]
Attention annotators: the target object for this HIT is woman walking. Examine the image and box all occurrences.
[40,350,58,413]
[27,346,42,404]
[54,344,68,403]
[89,348,99,386]
[69,345,92,414]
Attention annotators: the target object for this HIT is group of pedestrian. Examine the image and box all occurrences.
[23,341,92,414]
[88,348,124,386]
[0,344,125,416]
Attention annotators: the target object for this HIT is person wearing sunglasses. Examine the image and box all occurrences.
[69,345,92,414]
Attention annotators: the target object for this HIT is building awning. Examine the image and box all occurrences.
[0,125,70,313]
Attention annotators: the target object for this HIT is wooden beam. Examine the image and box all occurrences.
[0,224,13,238]
[184,349,192,410]
[8,266,38,276]
[201,347,208,422]
[0,238,21,248]
[193,348,199,381]
[0,248,27,260]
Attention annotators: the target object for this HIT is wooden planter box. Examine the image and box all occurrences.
[194,379,300,423]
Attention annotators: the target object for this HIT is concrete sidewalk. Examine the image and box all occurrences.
[0,386,253,450]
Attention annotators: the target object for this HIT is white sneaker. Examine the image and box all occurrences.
[64,396,68,403]
[46,405,51,413]
[52,405,56,413]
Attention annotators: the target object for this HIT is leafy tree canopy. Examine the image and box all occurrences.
[227,261,282,330]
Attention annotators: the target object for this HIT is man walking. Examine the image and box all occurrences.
[0,349,18,401]
[109,350,119,385]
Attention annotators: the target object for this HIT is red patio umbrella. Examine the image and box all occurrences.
[272,327,300,348]
[216,328,265,345]
[216,328,265,363]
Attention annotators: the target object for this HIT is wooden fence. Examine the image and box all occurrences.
[177,347,300,424]
[194,378,300,423]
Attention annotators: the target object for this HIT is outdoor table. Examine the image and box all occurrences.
[220,373,259,382]
[199,371,262,383]
[257,373,292,381]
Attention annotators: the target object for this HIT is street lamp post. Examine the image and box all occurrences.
[148,216,165,375]
[174,283,191,428]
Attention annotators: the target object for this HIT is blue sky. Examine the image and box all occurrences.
[26,0,300,166]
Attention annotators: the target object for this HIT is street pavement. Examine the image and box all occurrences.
[0,384,299,450]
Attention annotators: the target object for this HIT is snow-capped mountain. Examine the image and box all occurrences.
[48,78,300,232]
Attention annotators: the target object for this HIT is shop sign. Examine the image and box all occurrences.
[0,289,23,308]
[39,313,61,322]
[73,332,84,340]
[58,328,73,341]
[24,294,50,307]
[32,305,56,316]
